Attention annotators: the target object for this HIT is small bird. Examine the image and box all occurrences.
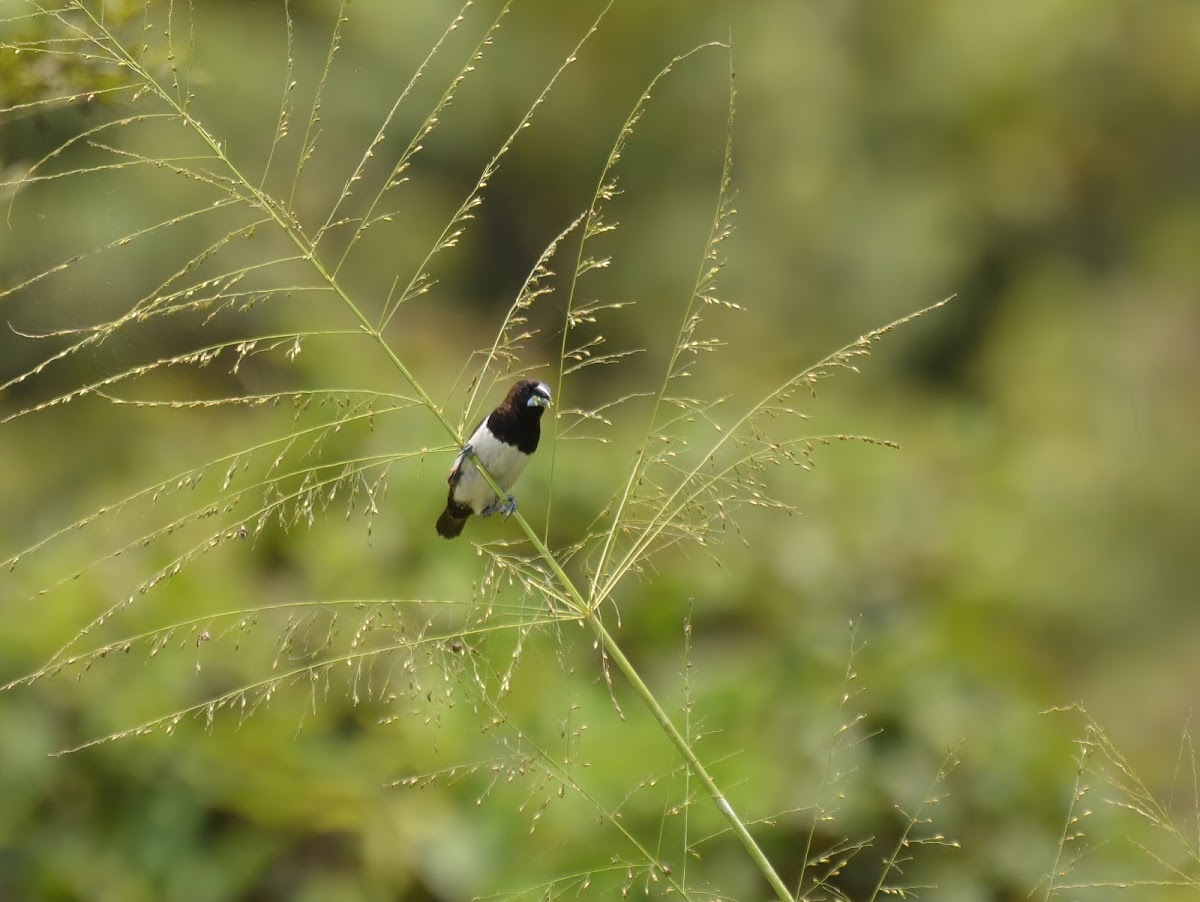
[436,379,552,539]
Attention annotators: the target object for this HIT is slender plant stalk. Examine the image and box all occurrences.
[591,616,793,901]
[73,8,792,895]
[1042,740,1091,902]
[417,432,791,898]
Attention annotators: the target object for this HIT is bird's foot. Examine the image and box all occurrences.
[460,441,475,459]
[481,495,517,520]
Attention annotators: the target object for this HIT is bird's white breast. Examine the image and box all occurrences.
[451,423,532,515]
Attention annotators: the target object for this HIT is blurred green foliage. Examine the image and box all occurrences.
[2,1,1199,900]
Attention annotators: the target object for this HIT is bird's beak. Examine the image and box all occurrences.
[527,394,551,408]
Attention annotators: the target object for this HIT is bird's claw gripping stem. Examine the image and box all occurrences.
[482,495,517,519]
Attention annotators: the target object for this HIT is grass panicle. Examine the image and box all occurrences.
[1039,706,1200,899]
[1,4,963,899]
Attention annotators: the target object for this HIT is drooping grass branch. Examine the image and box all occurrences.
[2,4,957,898]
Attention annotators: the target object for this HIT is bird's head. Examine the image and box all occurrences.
[505,379,552,413]
[523,381,552,409]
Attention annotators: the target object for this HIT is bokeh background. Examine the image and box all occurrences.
[2,1,1199,900]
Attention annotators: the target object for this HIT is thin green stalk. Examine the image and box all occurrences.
[544,43,723,543]
[590,616,793,902]
[76,10,791,895]
[434,448,790,899]
[280,113,796,902]
[1043,741,1091,902]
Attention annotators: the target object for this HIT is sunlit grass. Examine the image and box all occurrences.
[0,2,969,899]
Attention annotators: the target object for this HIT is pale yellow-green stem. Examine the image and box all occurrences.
[431,434,792,901]
[83,15,791,893]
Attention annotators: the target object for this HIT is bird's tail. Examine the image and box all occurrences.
[436,507,469,539]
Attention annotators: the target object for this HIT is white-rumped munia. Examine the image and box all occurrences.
[435,379,552,539]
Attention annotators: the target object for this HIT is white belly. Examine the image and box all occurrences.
[452,432,531,515]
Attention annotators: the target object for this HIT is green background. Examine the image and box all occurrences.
[2,1,1198,899]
